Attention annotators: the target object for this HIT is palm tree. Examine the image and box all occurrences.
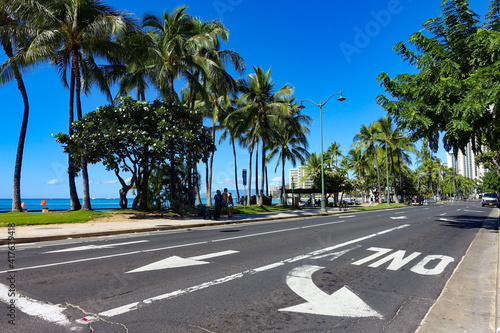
[238,67,293,206]
[353,122,383,202]
[303,152,323,182]
[266,98,311,204]
[0,3,33,212]
[326,142,345,170]
[26,0,133,210]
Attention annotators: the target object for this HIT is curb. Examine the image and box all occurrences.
[0,210,339,245]
[497,209,500,333]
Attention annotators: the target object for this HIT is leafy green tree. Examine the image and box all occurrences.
[377,0,500,174]
[480,170,500,193]
[56,97,214,210]
[310,169,351,205]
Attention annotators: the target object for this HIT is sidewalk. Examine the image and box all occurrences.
[0,207,334,244]
[1,206,498,332]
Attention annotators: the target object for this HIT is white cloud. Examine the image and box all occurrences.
[46,179,62,185]
[217,178,234,185]
[270,176,282,183]
[101,180,118,184]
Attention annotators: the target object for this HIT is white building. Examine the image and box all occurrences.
[288,166,313,189]
[446,141,486,180]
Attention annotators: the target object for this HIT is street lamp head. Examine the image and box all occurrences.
[298,101,305,109]
[337,92,346,102]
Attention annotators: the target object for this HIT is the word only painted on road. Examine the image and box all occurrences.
[352,247,454,275]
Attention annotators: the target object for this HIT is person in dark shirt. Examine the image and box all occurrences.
[214,190,223,220]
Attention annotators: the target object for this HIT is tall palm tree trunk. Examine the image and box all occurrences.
[373,146,382,202]
[260,140,266,206]
[389,148,400,203]
[281,154,286,205]
[254,141,259,203]
[232,139,240,201]
[247,144,254,206]
[3,41,29,212]
[73,51,91,210]
[68,69,81,210]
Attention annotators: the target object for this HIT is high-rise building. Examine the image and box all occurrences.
[288,166,313,189]
[446,141,486,180]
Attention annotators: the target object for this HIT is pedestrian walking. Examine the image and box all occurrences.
[214,190,223,220]
[227,192,234,218]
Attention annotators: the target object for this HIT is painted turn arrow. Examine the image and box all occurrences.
[126,250,239,273]
[279,265,383,318]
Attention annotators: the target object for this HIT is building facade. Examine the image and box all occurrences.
[446,141,486,180]
[288,166,313,189]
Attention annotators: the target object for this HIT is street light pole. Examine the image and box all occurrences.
[299,92,346,213]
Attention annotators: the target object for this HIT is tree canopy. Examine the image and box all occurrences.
[376,0,500,174]
[57,97,214,209]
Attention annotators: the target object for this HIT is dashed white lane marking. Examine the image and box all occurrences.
[0,220,347,274]
[82,224,411,321]
[44,240,149,253]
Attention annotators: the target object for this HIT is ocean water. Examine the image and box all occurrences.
[0,197,281,212]
[0,198,125,212]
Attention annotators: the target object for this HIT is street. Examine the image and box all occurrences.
[0,201,494,332]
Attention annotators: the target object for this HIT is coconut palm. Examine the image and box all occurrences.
[353,122,383,202]
[26,0,133,210]
[326,142,345,170]
[266,98,311,204]
[237,67,293,206]
[0,2,35,212]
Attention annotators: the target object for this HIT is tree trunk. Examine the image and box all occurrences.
[68,68,81,210]
[255,141,260,205]
[247,144,254,206]
[73,53,92,211]
[389,148,400,203]
[260,140,265,206]
[232,139,240,201]
[206,124,216,206]
[281,153,286,205]
[373,146,382,202]
[3,41,29,212]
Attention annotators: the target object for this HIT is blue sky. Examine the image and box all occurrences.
[0,0,491,199]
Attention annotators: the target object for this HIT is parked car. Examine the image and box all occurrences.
[481,192,499,207]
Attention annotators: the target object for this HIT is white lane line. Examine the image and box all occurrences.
[44,240,149,253]
[0,220,347,274]
[84,224,411,321]
[439,213,447,216]
[0,283,73,328]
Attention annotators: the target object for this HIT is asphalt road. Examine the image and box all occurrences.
[0,201,493,333]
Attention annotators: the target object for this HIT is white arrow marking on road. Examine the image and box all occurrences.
[80,225,409,322]
[390,216,408,220]
[44,240,149,253]
[126,250,239,273]
[279,265,383,318]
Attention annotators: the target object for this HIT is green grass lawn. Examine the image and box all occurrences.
[232,204,297,214]
[0,210,111,227]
